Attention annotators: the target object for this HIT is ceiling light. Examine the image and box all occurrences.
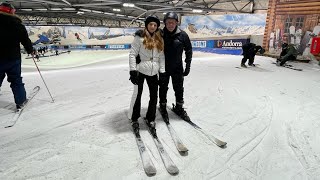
[92,10,103,14]
[63,8,76,11]
[79,8,92,12]
[192,9,203,13]
[36,8,48,11]
[20,9,33,11]
[77,11,84,15]
[123,3,134,7]
[104,12,114,15]
[113,8,121,12]
[51,8,62,11]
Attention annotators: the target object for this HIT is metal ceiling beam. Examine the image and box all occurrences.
[72,2,121,7]
[29,0,67,6]
[60,0,71,6]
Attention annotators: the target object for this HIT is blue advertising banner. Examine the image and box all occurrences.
[215,39,249,49]
[105,44,131,49]
[68,45,87,49]
[191,39,249,55]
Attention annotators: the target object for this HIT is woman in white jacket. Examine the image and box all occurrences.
[128,15,165,137]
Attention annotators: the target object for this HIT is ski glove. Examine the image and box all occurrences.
[183,63,191,76]
[129,70,139,85]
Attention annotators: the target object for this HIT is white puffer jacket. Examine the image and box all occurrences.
[129,33,165,76]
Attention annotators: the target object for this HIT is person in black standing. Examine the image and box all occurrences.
[241,42,264,67]
[158,12,193,121]
[0,2,34,109]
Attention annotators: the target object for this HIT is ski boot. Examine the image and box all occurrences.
[248,63,255,67]
[172,103,190,121]
[159,103,169,123]
[131,121,140,138]
[145,118,157,138]
[16,99,29,110]
[241,64,247,68]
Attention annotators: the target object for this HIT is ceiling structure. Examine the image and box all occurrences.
[5,0,269,27]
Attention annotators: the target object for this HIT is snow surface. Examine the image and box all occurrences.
[1,50,320,179]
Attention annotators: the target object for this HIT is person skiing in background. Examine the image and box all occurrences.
[128,15,165,137]
[277,43,298,66]
[158,12,193,121]
[75,33,82,42]
[0,2,34,109]
[33,34,50,45]
[241,42,265,67]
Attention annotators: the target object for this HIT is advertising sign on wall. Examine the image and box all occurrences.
[191,39,249,55]
[105,44,131,50]
[215,39,249,49]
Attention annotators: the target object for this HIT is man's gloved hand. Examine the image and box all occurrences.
[129,70,139,85]
[183,63,191,76]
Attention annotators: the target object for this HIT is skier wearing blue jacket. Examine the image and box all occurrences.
[33,34,50,45]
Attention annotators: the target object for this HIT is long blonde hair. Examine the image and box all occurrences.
[142,29,164,52]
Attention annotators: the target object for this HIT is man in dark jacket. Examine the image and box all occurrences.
[0,2,34,109]
[158,12,193,121]
[241,42,265,67]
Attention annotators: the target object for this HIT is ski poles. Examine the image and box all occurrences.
[32,55,55,103]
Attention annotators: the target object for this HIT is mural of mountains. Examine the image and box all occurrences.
[181,14,266,38]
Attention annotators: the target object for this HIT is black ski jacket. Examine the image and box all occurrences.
[163,27,192,75]
[0,12,33,62]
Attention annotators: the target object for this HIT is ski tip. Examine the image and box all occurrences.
[145,167,157,176]
[167,166,179,175]
[177,144,189,153]
[4,125,13,128]
[218,142,227,148]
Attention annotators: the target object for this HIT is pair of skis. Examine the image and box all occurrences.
[4,86,40,128]
[272,62,303,71]
[131,105,227,176]
[163,105,227,148]
[131,118,179,176]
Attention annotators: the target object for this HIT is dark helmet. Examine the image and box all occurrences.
[0,2,16,14]
[145,15,160,28]
[163,12,178,23]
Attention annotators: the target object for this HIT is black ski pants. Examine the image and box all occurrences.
[241,53,255,65]
[159,73,184,105]
[129,73,158,122]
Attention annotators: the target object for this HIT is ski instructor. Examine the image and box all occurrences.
[158,12,193,121]
[0,2,34,110]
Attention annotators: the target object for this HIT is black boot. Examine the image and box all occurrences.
[172,103,190,121]
[241,63,247,68]
[16,99,29,110]
[145,119,157,138]
[159,103,169,123]
[131,121,140,138]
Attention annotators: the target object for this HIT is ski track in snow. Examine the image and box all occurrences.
[208,96,274,178]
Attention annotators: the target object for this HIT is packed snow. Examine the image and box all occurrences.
[1,50,320,179]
